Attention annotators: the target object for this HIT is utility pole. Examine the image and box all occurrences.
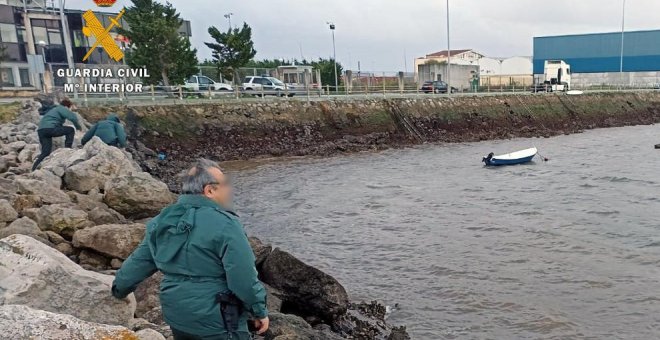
[327,22,338,93]
[619,0,626,87]
[224,13,234,30]
[446,0,451,94]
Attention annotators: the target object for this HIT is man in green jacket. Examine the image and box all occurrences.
[32,98,82,171]
[112,159,269,340]
[81,113,127,147]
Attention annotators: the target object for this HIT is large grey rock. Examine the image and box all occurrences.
[0,305,144,340]
[22,168,62,188]
[38,147,87,176]
[29,204,90,236]
[104,172,175,219]
[64,137,140,193]
[264,312,343,340]
[0,199,18,223]
[17,143,39,164]
[0,216,45,240]
[0,234,136,326]
[73,223,145,259]
[0,177,17,199]
[249,236,273,267]
[15,178,71,204]
[261,248,349,323]
[134,272,163,321]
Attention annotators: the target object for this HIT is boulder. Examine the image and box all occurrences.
[30,204,90,236]
[17,143,39,164]
[104,172,175,218]
[0,199,18,222]
[0,305,144,340]
[10,194,43,213]
[38,147,87,176]
[79,249,110,270]
[134,272,163,320]
[249,236,273,267]
[63,137,140,193]
[2,140,26,153]
[0,177,17,199]
[73,223,145,259]
[261,248,349,323]
[0,234,136,326]
[0,216,44,240]
[69,190,106,211]
[264,313,343,340]
[88,206,126,225]
[23,168,62,188]
[15,178,71,204]
[135,329,166,340]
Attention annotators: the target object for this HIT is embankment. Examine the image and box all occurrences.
[79,92,660,186]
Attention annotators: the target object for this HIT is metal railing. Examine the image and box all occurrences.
[48,81,659,107]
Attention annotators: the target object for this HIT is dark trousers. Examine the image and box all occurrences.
[32,126,75,171]
[171,328,251,340]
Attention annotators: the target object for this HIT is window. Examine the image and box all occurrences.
[0,67,15,87]
[48,31,62,45]
[0,23,17,43]
[18,68,31,87]
[187,76,197,83]
[16,28,24,43]
[199,76,211,85]
[33,26,47,46]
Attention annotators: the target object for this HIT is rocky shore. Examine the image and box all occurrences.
[77,92,660,189]
[0,101,409,340]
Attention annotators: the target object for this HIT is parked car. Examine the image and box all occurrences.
[184,75,233,94]
[420,80,458,94]
[242,76,296,97]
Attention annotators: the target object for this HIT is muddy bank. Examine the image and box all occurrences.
[78,92,660,188]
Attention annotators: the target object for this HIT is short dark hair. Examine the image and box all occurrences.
[60,99,73,108]
[181,159,222,194]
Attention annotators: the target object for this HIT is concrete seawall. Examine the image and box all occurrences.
[79,91,660,184]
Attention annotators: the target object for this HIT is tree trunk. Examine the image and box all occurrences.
[161,69,170,87]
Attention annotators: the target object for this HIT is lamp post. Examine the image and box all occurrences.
[224,13,234,30]
[37,40,47,93]
[446,0,451,94]
[327,22,338,93]
[619,0,626,87]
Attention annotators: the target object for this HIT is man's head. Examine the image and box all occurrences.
[60,98,73,108]
[181,159,232,207]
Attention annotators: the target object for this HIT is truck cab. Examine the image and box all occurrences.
[533,60,571,92]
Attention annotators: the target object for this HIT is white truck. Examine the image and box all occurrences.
[532,60,571,92]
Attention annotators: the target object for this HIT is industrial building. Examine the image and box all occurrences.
[416,49,533,90]
[533,30,660,86]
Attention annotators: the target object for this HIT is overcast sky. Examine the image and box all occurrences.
[66,0,660,71]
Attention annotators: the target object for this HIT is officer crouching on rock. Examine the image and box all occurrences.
[111,159,269,339]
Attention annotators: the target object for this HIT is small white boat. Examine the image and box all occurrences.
[566,90,584,96]
[483,147,538,166]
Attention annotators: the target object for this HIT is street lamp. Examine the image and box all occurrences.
[327,21,338,93]
[37,40,47,92]
[224,13,234,30]
[619,0,626,86]
[445,0,451,94]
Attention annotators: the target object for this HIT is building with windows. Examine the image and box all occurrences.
[533,30,660,86]
[0,0,192,90]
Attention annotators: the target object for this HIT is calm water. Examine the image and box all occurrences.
[230,124,660,339]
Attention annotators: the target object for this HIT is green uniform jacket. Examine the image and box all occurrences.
[38,105,82,130]
[112,195,268,336]
[81,113,127,147]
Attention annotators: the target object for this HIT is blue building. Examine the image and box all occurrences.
[533,30,660,86]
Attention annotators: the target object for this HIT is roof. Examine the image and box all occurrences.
[426,49,474,58]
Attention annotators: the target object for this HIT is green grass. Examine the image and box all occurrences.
[0,101,21,124]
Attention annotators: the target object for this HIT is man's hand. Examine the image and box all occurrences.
[254,317,269,334]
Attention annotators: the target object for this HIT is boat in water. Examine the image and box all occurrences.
[483,147,538,166]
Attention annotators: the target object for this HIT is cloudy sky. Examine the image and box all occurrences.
[66,0,659,71]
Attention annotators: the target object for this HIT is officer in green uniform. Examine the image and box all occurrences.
[32,98,82,171]
[81,113,127,147]
[112,159,269,340]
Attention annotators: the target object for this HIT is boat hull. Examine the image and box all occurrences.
[483,154,536,166]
